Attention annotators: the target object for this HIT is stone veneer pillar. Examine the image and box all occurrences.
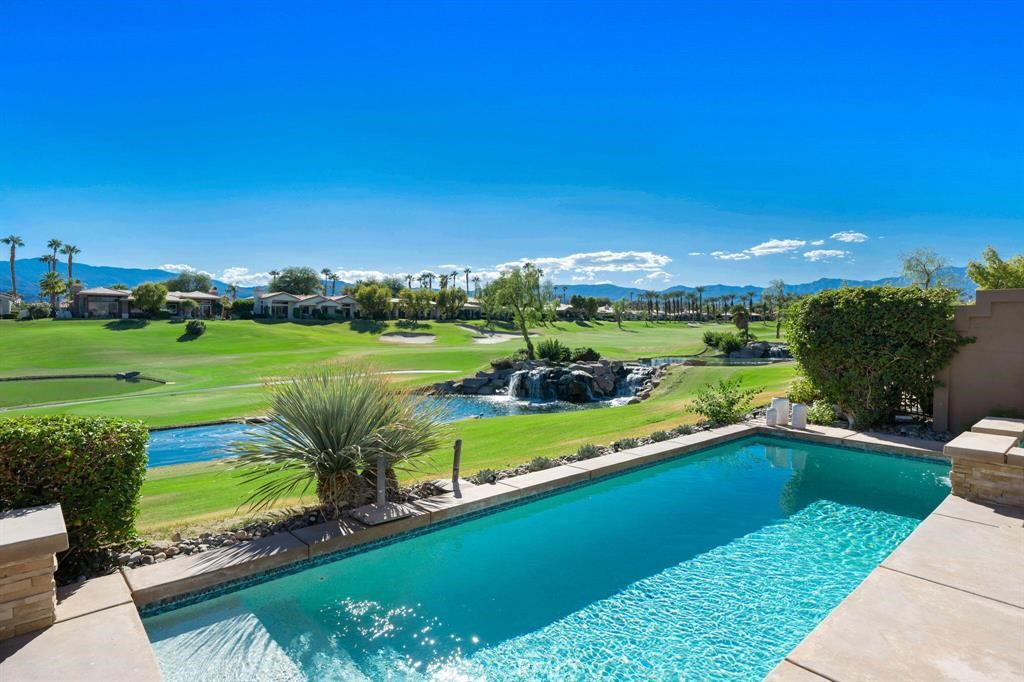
[944,417,1024,508]
[0,504,69,640]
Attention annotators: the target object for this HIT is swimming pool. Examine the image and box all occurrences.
[143,436,949,681]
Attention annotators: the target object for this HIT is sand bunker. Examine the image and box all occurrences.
[457,325,523,344]
[379,332,437,344]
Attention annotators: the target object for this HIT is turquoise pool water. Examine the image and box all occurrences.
[143,436,950,681]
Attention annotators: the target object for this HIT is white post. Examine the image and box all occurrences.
[791,403,808,429]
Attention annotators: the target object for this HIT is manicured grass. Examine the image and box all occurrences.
[0,318,751,426]
[137,361,796,536]
[0,377,158,408]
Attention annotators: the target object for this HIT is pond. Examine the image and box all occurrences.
[146,396,623,468]
[641,355,793,367]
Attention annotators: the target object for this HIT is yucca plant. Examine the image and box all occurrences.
[230,365,445,519]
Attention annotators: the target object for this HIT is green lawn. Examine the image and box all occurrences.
[137,361,796,537]
[0,316,793,537]
[0,318,776,426]
[0,377,157,408]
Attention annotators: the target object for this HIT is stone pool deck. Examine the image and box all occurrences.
[2,419,1021,681]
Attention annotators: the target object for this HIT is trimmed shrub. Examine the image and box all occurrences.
[537,338,571,362]
[576,443,601,459]
[787,286,971,428]
[0,416,148,580]
[649,430,669,442]
[490,357,514,370]
[807,402,837,426]
[185,319,206,336]
[690,377,762,425]
[569,347,601,362]
[703,330,744,354]
[231,298,255,319]
[787,375,822,406]
[26,302,52,319]
[526,456,553,472]
[612,437,639,452]
[510,348,531,362]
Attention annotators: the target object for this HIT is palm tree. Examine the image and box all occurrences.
[472,276,481,298]
[2,235,24,297]
[59,243,80,292]
[227,283,239,301]
[463,267,472,293]
[329,272,340,295]
[695,286,705,321]
[405,274,414,290]
[320,268,333,294]
[39,271,66,313]
[231,365,445,519]
[39,254,56,272]
[269,270,280,290]
[439,274,449,289]
[46,239,62,271]
[450,271,458,290]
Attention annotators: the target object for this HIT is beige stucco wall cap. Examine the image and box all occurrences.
[0,503,69,564]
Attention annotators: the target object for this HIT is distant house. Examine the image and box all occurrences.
[252,290,358,320]
[165,291,222,318]
[251,289,482,320]
[71,287,223,319]
[72,287,133,318]
[0,292,19,316]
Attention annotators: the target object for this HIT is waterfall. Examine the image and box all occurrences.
[616,366,653,397]
[508,367,553,401]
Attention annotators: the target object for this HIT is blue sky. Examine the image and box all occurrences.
[1,0,1021,287]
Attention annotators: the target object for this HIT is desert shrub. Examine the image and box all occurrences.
[537,338,571,362]
[690,377,762,425]
[26,302,52,319]
[576,443,601,459]
[787,375,822,405]
[717,332,744,354]
[526,456,553,472]
[231,298,255,319]
[650,430,669,442]
[569,347,601,362]
[670,424,694,436]
[703,330,744,354]
[612,437,639,452]
[807,402,837,426]
[469,468,498,485]
[787,286,971,428]
[185,319,206,336]
[0,416,148,580]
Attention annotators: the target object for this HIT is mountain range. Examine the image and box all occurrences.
[1,258,974,302]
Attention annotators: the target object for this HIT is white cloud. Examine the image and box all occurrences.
[497,250,672,277]
[218,267,272,287]
[436,264,466,271]
[688,251,705,256]
[632,271,673,284]
[333,268,401,282]
[810,239,825,246]
[711,251,752,261]
[831,231,869,243]
[159,263,214,277]
[746,239,807,256]
[803,249,849,262]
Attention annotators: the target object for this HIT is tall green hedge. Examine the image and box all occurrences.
[786,286,971,429]
[0,416,148,579]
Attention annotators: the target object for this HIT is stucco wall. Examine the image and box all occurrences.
[933,289,1024,433]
